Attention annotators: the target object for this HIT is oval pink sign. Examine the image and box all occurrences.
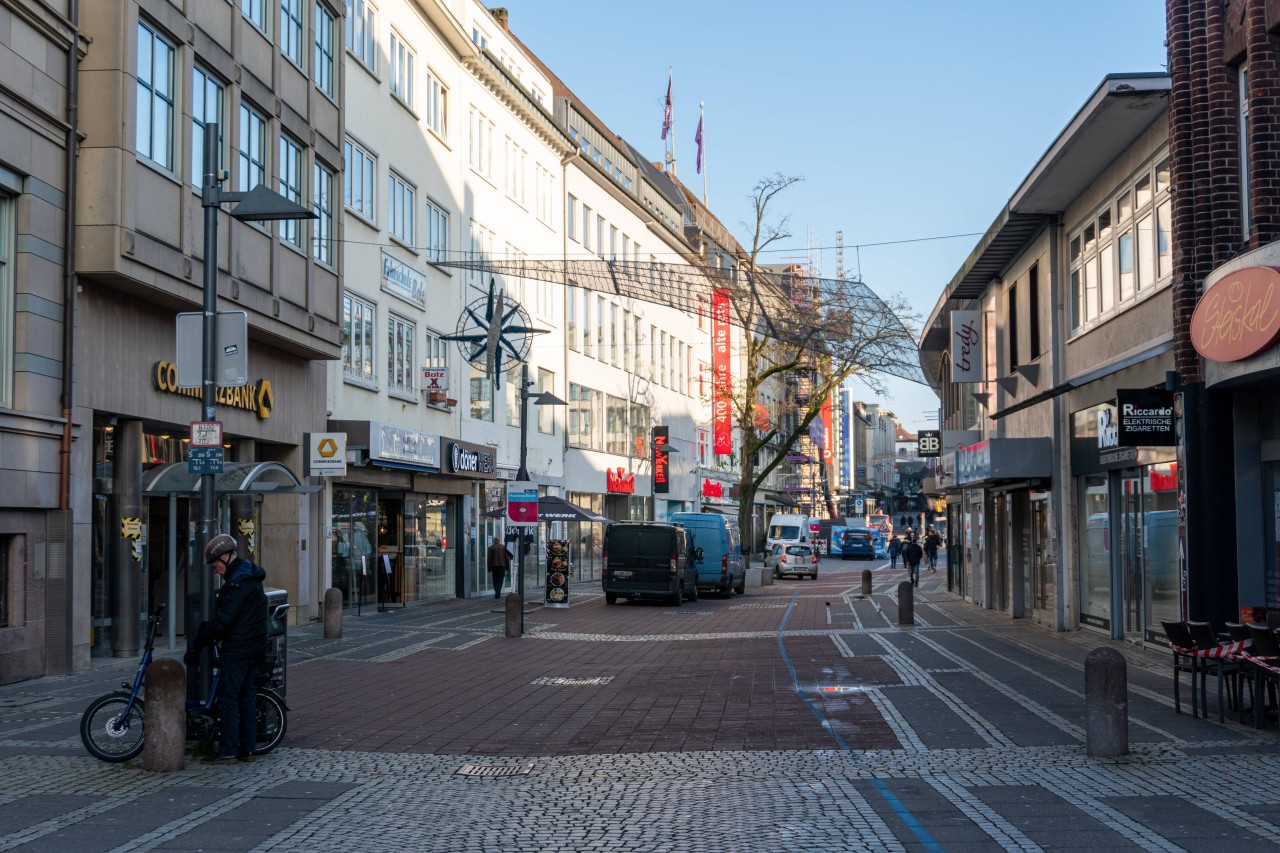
[1190,266,1280,362]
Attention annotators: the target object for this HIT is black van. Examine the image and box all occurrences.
[602,522,699,606]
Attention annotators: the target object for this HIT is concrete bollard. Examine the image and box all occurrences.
[1085,647,1128,757]
[141,658,186,772]
[323,588,343,639]
[897,581,914,626]
[505,592,522,637]
[861,569,872,596]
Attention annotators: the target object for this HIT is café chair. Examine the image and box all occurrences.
[1245,623,1280,729]
[1161,620,1199,717]
[1225,622,1255,724]
[1187,620,1239,722]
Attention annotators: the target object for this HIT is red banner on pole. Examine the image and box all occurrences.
[821,394,834,465]
[712,288,732,455]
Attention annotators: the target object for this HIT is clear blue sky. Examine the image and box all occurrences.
[501,0,1170,430]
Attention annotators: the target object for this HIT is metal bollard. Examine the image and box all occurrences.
[505,592,522,638]
[323,588,343,639]
[1085,647,1128,757]
[861,569,872,596]
[897,580,914,626]
[142,658,186,772]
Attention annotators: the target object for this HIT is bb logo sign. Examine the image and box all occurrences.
[917,430,942,457]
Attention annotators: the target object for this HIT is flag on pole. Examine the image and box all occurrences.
[661,72,672,140]
[695,109,704,174]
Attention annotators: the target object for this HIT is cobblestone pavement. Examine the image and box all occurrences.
[4,556,1280,852]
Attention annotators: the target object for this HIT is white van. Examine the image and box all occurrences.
[766,513,810,553]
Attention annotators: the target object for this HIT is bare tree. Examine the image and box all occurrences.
[716,175,921,559]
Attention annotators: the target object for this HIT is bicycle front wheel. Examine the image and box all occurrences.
[80,694,146,762]
[251,690,286,755]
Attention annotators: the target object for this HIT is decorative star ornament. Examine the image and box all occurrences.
[442,278,548,388]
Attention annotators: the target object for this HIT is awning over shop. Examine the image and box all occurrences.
[484,495,613,523]
[953,438,1052,488]
[141,461,319,496]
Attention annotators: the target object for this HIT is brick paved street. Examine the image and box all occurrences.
[4,555,1280,852]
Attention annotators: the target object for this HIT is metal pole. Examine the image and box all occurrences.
[516,362,530,634]
[195,122,221,701]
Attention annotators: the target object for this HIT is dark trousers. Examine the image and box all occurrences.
[216,657,258,758]
[489,567,507,598]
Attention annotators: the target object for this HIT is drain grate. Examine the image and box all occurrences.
[730,603,788,609]
[456,762,535,778]
[530,675,614,686]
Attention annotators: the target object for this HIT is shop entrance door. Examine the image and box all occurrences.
[376,499,404,610]
[1029,494,1053,625]
[1119,469,1146,642]
[991,493,1009,611]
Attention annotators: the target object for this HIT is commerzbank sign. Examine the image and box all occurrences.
[152,361,274,419]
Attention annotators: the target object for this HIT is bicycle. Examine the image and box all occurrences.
[80,603,289,763]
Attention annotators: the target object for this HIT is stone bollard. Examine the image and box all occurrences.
[505,592,522,638]
[141,658,186,772]
[323,588,343,639]
[1085,647,1128,757]
[861,569,872,596]
[897,581,914,626]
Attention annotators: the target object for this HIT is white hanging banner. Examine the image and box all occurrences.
[950,310,984,383]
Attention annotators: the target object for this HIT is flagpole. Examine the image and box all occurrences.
[700,102,707,205]
[668,68,676,177]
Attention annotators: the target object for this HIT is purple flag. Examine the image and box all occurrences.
[695,113,704,174]
[661,74,672,140]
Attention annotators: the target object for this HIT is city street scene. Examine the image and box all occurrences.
[5,0,1280,850]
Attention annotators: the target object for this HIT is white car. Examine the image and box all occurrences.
[766,544,819,580]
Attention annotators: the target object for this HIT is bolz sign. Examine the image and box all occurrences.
[606,467,635,494]
[1190,266,1280,362]
[950,310,984,383]
[712,288,732,454]
[1116,388,1175,446]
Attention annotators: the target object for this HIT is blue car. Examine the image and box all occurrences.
[840,528,876,560]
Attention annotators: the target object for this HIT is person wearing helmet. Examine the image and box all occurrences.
[189,533,269,764]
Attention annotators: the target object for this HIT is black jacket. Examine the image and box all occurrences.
[209,558,269,661]
[903,542,924,564]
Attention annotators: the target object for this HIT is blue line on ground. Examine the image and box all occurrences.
[775,590,943,853]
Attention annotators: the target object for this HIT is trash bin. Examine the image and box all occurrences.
[265,587,288,698]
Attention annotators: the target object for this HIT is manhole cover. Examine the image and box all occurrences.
[530,676,614,686]
[456,762,535,777]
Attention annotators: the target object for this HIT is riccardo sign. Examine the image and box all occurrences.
[1190,265,1280,362]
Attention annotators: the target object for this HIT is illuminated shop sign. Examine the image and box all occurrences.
[153,361,274,420]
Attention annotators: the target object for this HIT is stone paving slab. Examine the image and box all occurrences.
[5,557,1280,851]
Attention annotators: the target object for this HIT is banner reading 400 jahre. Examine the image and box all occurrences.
[712,288,732,455]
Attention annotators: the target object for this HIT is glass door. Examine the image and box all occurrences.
[1029,493,1053,623]
[1119,469,1145,642]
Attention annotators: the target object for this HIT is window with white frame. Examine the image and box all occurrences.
[606,395,628,455]
[242,0,268,33]
[424,68,446,137]
[567,283,578,351]
[136,22,175,170]
[345,0,376,72]
[191,66,224,186]
[609,226,617,261]
[632,314,640,375]
[566,194,578,241]
[314,3,336,97]
[505,366,522,428]
[581,204,592,251]
[312,160,334,265]
[238,103,267,192]
[390,30,414,108]
[609,303,619,367]
[595,215,605,259]
[505,137,525,205]
[595,295,605,360]
[568,383,602,450]
[423,328,448,370]
[280,0,303,66]
[1069,153,1173,331]
[581,288,593,356]
[538,368,555,434]
[387,170,414,245]
[424,197,448,263]
[468,220,493,290]
[342,293,376,385]
[468,107,494,180]
[471,26,486,48]
[278,135,303,246]
[343,137,375,221]
[0,193,12,408]
[469,364,493,421]
[387,314,415,396]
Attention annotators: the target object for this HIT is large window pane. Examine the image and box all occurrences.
[606,395,628,455]
[136,23,175,170]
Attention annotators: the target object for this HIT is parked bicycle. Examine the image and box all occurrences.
[80,603,288,763]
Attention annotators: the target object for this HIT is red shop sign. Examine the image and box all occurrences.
[1190,266,1280,362]
[701,479,723,498]
[606,467,635,494]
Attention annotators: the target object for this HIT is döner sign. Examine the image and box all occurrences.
[1190,266,1280,362]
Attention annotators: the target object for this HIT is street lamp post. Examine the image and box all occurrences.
[512,362,565,635]
[192,123,315,698]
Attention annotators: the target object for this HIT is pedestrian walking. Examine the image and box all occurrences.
[186,534,268,765]
[903,536,924,587]
[487,535,512,599]
[887,535,902,569]
[924,527,942,572]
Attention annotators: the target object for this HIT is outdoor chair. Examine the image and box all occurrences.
[1245,623,1280,729]
[1188,620,1240,722]
[1161,620,1199,716]
[1225,622,1255,724]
